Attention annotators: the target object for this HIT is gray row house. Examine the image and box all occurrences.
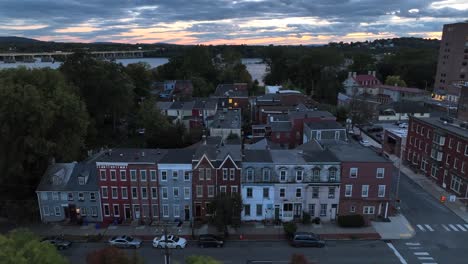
[36,160,102,223]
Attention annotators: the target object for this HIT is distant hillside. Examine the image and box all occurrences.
[0,36,42,43]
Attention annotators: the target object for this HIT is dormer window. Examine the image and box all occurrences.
[262,169,271,182]
[312,168,321,182]
[78,177,85,185]
[296,170,303,182]
[246,169,254,182]
[328,167,337,182]
[280,170,287,182]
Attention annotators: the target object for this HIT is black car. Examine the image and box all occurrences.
[290,232,325,248]
[41,236,72,250]
[198,234,224,248]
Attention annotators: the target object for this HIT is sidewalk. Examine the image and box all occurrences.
[372,214,415,240]
[389,154,468,223]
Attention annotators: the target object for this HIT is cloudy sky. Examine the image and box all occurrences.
[0,0,467,45]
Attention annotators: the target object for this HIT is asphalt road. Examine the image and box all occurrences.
[390,171,468,264]
[62,240,400,264]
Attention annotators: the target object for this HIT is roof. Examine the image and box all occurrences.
[243,150,273,163]
[288,110,335,120]
[301,150,340,163]
[379,85,427,94]
[270,150,307,164]
[159,149,196,164]
[270,121,292,132]
[36,163,76,191]
[353,74,381,85]
[305,121,344,130]
[96,148,168,163]
[378,101,429,114]
[210,109,241,129]
[156,101,173,110]
[322,141,390,162]
[413,116,468,138]
[214,83,249,97]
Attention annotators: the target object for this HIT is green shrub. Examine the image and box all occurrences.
[283,222,297,238]
[302,212,311,224]
[337,215,365,227]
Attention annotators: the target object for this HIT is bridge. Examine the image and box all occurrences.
[0,50,154,63]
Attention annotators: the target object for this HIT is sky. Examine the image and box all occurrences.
[0,0,467,45]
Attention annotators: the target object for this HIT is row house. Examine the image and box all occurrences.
[96,149,167,224]
[212,83,249,110]
[157,149,195,222]
[325,142,393,221]
[251,93,316,124]
[36,160,102,223]
[302,121,348,144]
[192,136,242,221]
[209,108,242,139]
[405,116,468,201]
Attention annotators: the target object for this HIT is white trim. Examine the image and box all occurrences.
[218,154,240,169]
[103,204,110,216]
[193,154,215,169]
[121,187,128,199]
[151,187,158,199]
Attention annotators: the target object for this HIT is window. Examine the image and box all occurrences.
[433,134,445,146]
[113,205,120,216]
[350,206,356,213]
[141,187,148,199]
[163,205,169,217]
[449,138,453,148]
[256,204,263,216]
[111,187,118,199]
[279,188,285,198]
[246,169,254,182]
[230,168,235,181]
[316,131,322,140]
[43,206,49,216]
[283,203,293,212]
[457,142,462,152]
[152,205,158,218]
[320,204,327,217]
[52,192,59,200]
[361,185,369,197]
[280,170,287,182]
[421,158,428,172]
[454,158,459,169]
[312,187,319,198]
[450,176,463,193]
[220,186,227,194]
[130,170,137,181]
[262,169,270,182]
[328,187,335,199]
[328,168,337,181]
[110,170,116,181]
[244,204,251,216]
[308,204,315,216]
[198,168,205,180]
[54,206,61,216]
[100,170,106,180]
[132,187,138,199]
[312,168,320,181]
[206,168,212,180]
[231,186,238,193]
[173,205,180,217]
[90,192,96,201]
[465,145,468,156]
[78,177,85,185]
[378,185,386,197]
[184,171,190,181]
[350,168,358,178]
[172,170,178,181]
[223,168,228,180]
[196,185,203,197]
[247,188,253,198]
[345,185,352,197]
[263,188,269,199]
[162,187,168,199]
[296,170,303,182]
[150,170,156,181]
[431,164,438,178]
[208,186,214,197]
[103,204,110,216]
[101,187,108,198]
[140,170,147,181]
[120,170,127,181]
[296,188,302,198]
[40,192,48,201]
[335,131,340,140]
[184,187,190,199]
[446,154,451,166]
[121,187,128,199]
[161,171,167,181]
[363,206,375,215]
[376,168,385,178]
[67,192,73,201]
[173,187,179,199]
[462,162,466,173]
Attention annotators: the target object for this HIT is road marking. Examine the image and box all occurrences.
[409,247,422,250]
[405,242,421,246]
[421,263,437,264]
[456,224,467,231]
[417,225,425,231]
[414,252,430,256]
[386,243,408,264]
[442,224,451,231]
[449,224,459,231]
[464,224,468,230]
[418,257,434,260]
[424,225,434,231]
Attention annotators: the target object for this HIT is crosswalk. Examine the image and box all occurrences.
[415,223,468,232]
[405,242,437,264]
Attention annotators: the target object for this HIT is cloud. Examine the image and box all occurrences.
[0,0,466,44]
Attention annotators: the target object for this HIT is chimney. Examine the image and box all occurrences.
[353,72,357,78]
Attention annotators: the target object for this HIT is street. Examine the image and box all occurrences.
[62,240,400,264]
[390,170,468,264]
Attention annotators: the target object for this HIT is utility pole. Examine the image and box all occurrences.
[163,223,171,264]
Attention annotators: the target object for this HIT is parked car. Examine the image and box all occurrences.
[399,123,408,128]
[41,236,72,250]
[198,234,224,248]
[290,232,325,248]
[153,235,187,249]
[359,139,371,147]
[108,235,142,248]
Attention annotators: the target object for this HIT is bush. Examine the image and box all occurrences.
[302,212,311,224]
[337,215,365,228]
[313,217,321,225]
[283,222,297,239]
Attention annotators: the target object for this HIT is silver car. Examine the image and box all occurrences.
[108,235,142,248]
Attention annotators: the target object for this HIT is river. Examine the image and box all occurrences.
[0,57,267,85]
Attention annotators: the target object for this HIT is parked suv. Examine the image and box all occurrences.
[41,236,72,250]
[290,232,325,248]
[198,234,224,248]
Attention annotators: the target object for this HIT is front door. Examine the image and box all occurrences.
[68,204,77,222]
[331,204,337,221]
[293,204,302,218]
[195,203,202,218]
[133,205,140,219]
[124,205,131,220]
[274,205,280,220]
[184,205,190,221]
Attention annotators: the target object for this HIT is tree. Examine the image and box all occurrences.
[86,247,143,264]
[384,75,407,87]
[0,67,89,204]
[348,53,376,73]
[212,193,243,232]
[136,98,171,148]
[186,256,222,264]
[290,254,309,264]
[0,229,68,264]
[124,62,153,98]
